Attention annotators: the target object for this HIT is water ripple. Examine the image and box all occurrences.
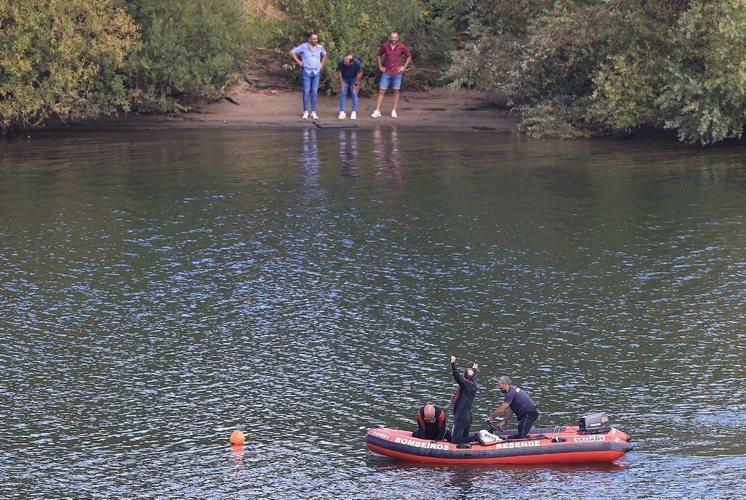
[1,130,745,497]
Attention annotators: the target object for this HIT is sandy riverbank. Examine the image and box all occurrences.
[74,83,518,132]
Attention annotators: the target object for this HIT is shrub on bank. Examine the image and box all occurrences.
[449,0,746,145]
[0,0,256,130]
[118,0,253,112]
[0,0,139,131]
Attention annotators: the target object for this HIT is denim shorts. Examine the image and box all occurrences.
[380,72,403,90]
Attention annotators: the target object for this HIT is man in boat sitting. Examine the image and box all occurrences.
[487,376,540,439]
[412,403,450,441]
[450,355,479,444]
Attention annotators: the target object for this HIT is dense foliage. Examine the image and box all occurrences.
[1,0,251,130]
[117,0,252,112]
[0,0,139,130]
[448,0,746,144]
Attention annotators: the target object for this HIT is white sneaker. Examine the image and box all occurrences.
[350,111,357,120]
[302,111,309,120]
[391,109,398,118]
[338,111,346,120]
[371,109,381,118]
[311,111,318,120]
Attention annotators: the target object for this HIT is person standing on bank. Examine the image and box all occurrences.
[290,33,327,120]
[449,355,479,444]
[337,54,362,120]
[371,32,412,119]
[487,376,540,439]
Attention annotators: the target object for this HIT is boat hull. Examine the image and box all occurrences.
[366,427,633,465]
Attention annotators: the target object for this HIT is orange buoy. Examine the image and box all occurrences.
[230,430,246,445]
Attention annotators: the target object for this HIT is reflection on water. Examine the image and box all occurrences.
[300,127,320,188]
[373,127,404,190]
[338,129,359,178]
[1,129,745,497]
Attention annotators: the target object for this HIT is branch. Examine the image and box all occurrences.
[235,56,254,86]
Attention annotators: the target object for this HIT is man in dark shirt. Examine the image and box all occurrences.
[450,355,479,444]
[336,54,362,120]
[487,376,540,438]
[412,403,450,441]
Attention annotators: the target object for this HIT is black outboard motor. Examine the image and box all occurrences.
[578,412,611,434]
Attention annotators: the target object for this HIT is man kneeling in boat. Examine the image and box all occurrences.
[412,404,450,441]
[487,376,540,439]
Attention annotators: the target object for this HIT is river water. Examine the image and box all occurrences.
[1,127,744,498]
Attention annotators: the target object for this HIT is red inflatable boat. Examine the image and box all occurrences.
[366,414,633,465]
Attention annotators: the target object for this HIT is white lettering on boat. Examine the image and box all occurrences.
[494,440,540,449]
[370,431,391,440]
[574,435,606,442]
[394,437,450,450]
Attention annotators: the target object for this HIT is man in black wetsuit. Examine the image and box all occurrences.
[412,403,450,441]
[487,375,539,438]
[449,355,479,444]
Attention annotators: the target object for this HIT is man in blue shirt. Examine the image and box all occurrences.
[290,33,327,120]
[336,54,362,120]
[487,376,539,438]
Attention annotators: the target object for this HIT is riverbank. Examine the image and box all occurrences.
[68,84,518,133]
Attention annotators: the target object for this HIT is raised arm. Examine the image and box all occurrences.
[450,356,466,388]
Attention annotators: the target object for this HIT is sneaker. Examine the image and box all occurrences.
[350,111,357,120]
[338,111,346,120]
[391,109,398,118]
[311,111,318,120]
[302,111,309,120]
[371,109,381,118]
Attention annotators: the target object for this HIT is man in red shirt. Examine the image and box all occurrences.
[371,32,412,119]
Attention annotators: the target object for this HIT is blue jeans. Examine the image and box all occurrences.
[339,78,358,113]
[302,71,320,112]
[380,72,403,90]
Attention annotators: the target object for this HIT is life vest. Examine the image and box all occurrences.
[417,406,446,432]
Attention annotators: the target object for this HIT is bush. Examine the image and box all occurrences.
[0,0,139,130]
[658,1,746,144]
[448,0,746,144]
[516,99,589,139]
[118,0,253,112]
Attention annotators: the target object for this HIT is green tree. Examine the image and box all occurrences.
[449,0,746,144]
[658,1,746,144]
[0,0,139,131]
[118,0,253,112]
[446,0,552,91]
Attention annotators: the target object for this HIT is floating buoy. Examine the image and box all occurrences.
[230,430,245,445]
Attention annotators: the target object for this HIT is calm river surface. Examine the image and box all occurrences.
[1,128,745,498]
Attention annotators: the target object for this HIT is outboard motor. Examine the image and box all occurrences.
[578,412,611,434]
